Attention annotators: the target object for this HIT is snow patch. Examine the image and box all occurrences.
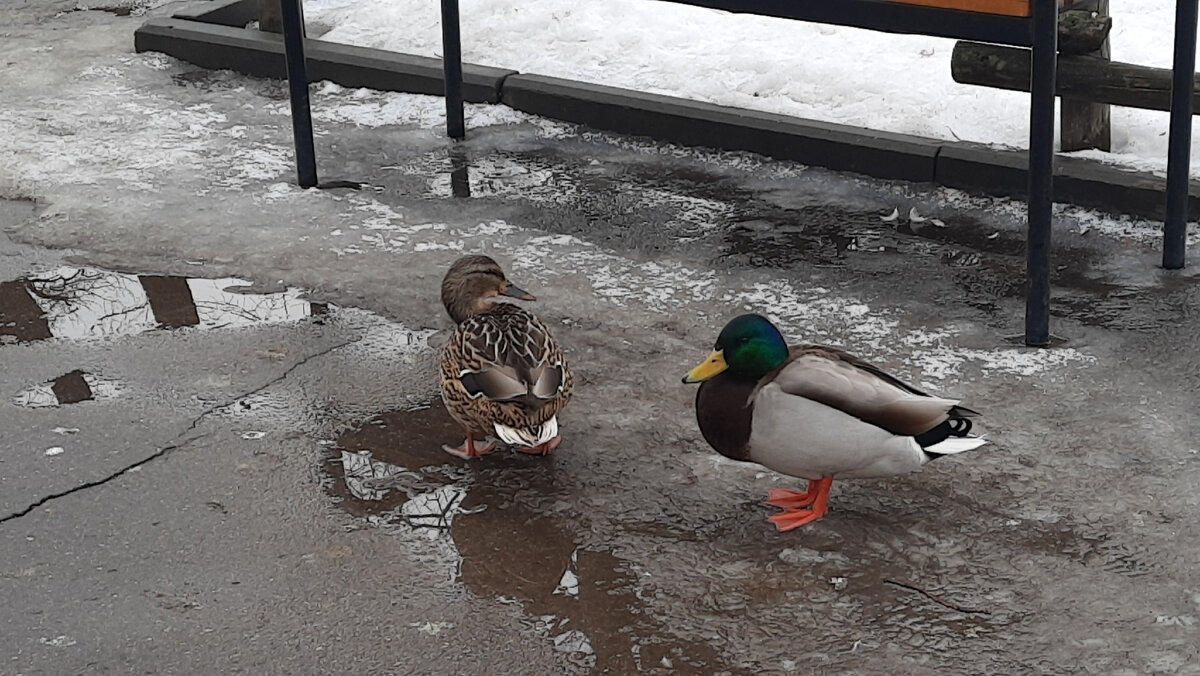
[304,0,1200,178]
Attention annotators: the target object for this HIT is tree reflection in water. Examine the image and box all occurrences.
[0,265,322,343]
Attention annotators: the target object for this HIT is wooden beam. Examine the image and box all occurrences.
[884,0,1093,18]
[951,40,1200,113]
[658,0,1037,46]
[886,0,1029,17]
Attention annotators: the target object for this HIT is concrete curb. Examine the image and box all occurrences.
[499,74,942,183]
[936,143,1195,218]
[134,18,514,103]
[136,0,1200,219]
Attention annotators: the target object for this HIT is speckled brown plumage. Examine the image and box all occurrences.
[439,255,573,457]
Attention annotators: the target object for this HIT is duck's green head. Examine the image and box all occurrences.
[682,314,789,383]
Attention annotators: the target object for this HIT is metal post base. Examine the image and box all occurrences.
[279,0,318,188]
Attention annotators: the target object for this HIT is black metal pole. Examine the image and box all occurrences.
[1024,0,1058,347]
[1164,0,1198,270]
[279,0,318,188]
[441,0,466,139]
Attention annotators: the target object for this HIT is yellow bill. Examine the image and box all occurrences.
[682,350,728,384]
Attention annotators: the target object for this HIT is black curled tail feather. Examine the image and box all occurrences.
[947,418,973,435]
[915,416,974,452]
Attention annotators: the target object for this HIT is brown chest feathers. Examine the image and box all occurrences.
[694,372,757,462]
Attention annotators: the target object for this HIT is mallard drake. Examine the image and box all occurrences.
[439,255,573,459]
[682,314,985,530]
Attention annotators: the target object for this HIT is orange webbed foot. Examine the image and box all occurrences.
[442,434,497,459]
[765,486,817,509]
[767,505,829,531]
[514,435,562,456]
[765,477,833,531]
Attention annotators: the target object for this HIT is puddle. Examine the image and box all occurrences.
[717,206,1037,271]
[453,490,741,674]
[720,209,879,267]
[332,408,1064,669]
[0,266,326,344]
[944,244,1189,331]
[327,403,750,675]
[322,407,1040,674]
[387,147,739,254]
[171,70,289,100]
[713,202,1189,332]
[94,6,133,16]
[14,369,121,408]
[327,405,469,520]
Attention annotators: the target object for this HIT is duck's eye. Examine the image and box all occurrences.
[738,336,751,346]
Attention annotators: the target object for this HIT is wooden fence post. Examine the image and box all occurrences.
[1060,2,1111,151]
[260,0,283,34]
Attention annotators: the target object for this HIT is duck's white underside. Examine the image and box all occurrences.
[494,415,558,447]
[748,383,985,480]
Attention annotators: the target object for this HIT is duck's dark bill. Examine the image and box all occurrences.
[501,283,536,301]
[683,350,728,383]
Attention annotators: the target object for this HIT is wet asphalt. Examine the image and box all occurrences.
[4,2,1200,675]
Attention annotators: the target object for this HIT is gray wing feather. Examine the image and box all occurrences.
[771,348,960,436]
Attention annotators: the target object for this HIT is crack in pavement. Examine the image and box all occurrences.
[0,434,209,525]
[206,337,359,418]
[0,338,358,525]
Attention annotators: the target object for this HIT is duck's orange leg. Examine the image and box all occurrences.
[766,476,834,531]
[515,435,562,456]
[442,433,497,459]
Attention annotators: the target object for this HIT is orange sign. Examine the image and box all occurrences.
[885,0,1031,16]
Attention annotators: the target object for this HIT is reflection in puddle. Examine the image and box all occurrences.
[329,404,745,674]
[338,448,472,530]
[720,208,1025,270]
[722,205,1181,332]
[50,369,93,405]
[449,146,471,198]
[328,404,476,533]
[452,488,739,673]
[340,449,413,502]
[722,211,868,267]
[14,370,122,407]
[403,485,470,530]
[0,266,326,344]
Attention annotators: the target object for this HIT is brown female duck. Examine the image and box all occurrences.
[439,255,573,459]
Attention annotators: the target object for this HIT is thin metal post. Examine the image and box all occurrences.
[279,0,318,188]
[441,0,466,139]
[1024,0,1058,347]
[1164,0,1198,270]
